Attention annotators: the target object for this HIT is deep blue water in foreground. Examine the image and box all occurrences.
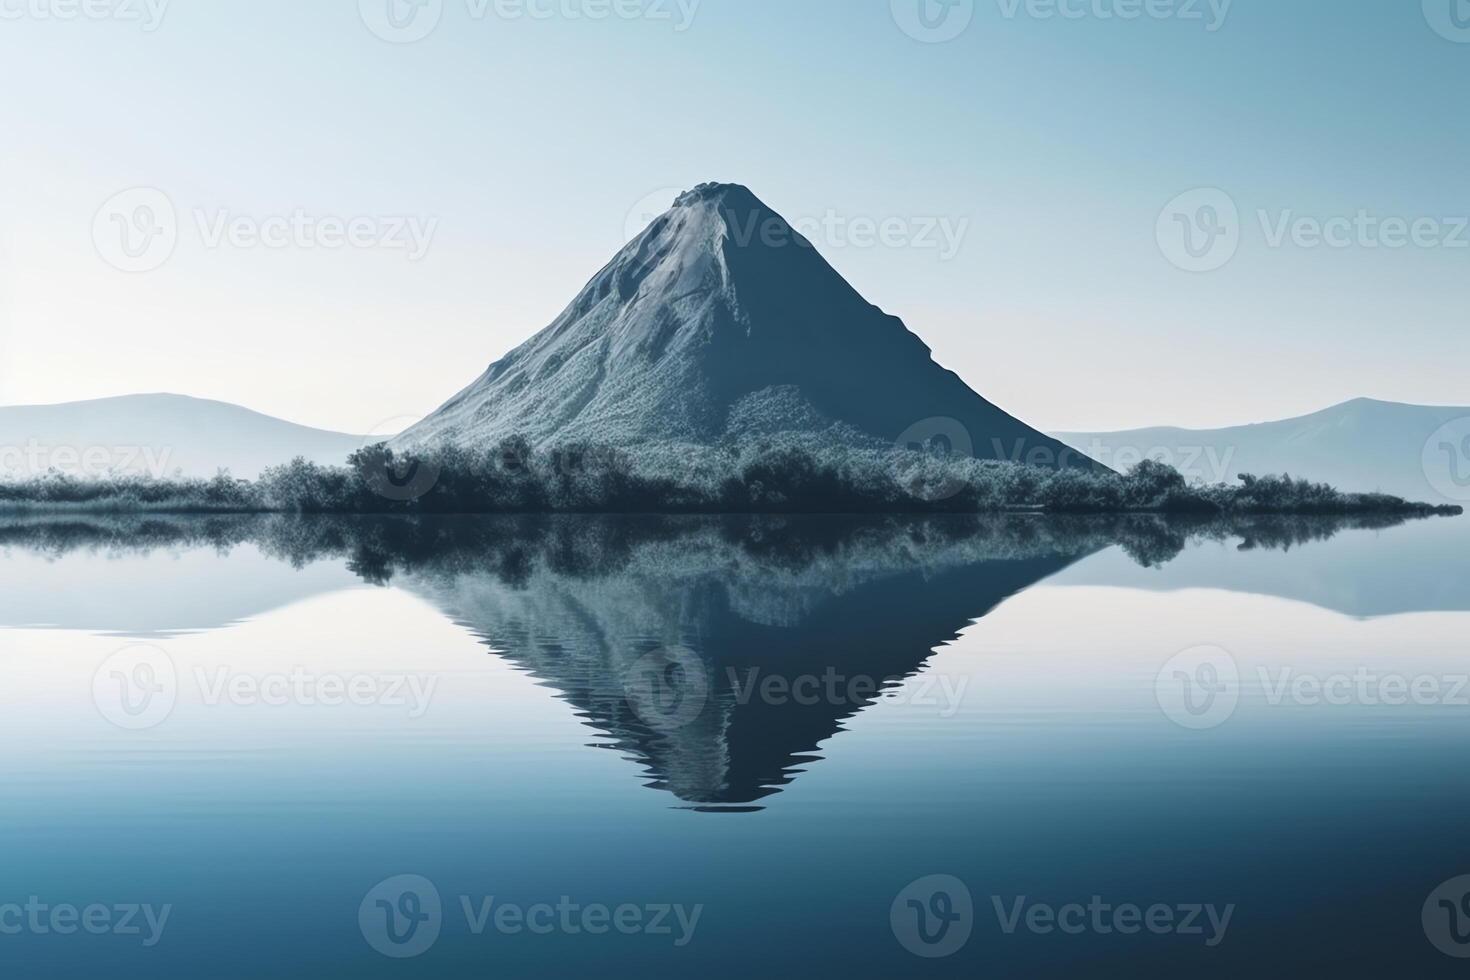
[1,513,1468,978]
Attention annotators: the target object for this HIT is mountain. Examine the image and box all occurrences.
[1055,398,1470,503]
[395,182,1092,469]
[0,394,365,481]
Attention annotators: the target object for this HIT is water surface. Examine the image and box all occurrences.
[1,513,1467,977]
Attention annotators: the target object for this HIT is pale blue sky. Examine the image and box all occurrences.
[0,0,1465,433]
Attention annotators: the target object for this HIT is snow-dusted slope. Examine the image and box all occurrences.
[396,182,1090,469]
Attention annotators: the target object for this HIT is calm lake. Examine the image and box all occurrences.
[2,512,1468,977]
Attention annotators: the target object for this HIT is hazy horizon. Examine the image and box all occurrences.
[2,2,1466,436]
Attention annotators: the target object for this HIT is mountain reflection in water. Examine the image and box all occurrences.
[0,511,1443,808]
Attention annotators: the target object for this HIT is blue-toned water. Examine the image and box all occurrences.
[1,513,1468,977]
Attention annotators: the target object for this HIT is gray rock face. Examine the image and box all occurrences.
[396,183,1090,469]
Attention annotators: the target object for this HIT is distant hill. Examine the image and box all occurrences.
[396,182,1093,471]
[1056,398,1470,503]
[0,394,365,481]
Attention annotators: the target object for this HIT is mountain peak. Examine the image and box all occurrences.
[397,183,1092,471]
[673,181,760,209]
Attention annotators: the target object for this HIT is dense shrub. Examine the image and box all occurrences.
[0,440,1459,517]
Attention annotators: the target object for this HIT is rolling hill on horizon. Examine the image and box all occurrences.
[0,394,366,481]
[1055,397,1470,504]
[393,182,1093,471]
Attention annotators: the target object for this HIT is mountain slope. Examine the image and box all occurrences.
[1055,398,1470,502]
[0,394,365,480]
[396,182,1092,469]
